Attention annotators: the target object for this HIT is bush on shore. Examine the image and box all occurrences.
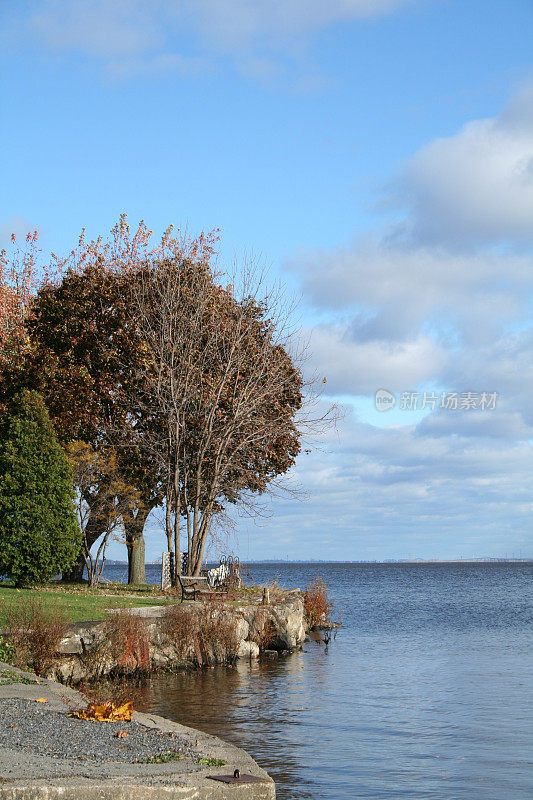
[4,595,70,675]
[97,611,152,676]
[303,576,333,629]
[161,595,239,667]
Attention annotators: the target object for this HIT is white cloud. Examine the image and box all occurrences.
[20,0,417,78]
[288,88,533,447]
[277,86,533,558]
[290,240,531,338]
[30,1,163,60]
[416,408,532,441]
[181,0,412,52]
[233,411,533,559]
[307,324,447,394]
[293,239,533,414]
[396,85,533,246]
[106,52,209,80]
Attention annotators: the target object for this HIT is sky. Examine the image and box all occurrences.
[1,0,532,562]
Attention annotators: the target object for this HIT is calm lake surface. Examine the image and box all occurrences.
[106,562,533,799]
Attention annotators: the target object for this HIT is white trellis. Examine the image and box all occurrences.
[160,551,174,590]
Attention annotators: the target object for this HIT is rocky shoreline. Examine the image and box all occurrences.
[0,662,275,799]
[51,591,306,684]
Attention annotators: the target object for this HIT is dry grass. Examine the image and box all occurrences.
[4,595,70,675]
[303,576,333,629]
[101,611,151,674]
[161,595,239,667]
[77,676,148,708]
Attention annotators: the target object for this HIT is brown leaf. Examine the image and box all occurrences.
[70,700,134,722]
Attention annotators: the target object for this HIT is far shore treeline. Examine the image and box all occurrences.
[0,216,332,588]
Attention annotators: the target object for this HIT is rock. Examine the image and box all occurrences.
[235,616,250,642]
[262,649,279,660]
[53,658,87,683]
[57,634,83,655]
[237,640,260,660]
[268,596,306,651]
[51,592,306,679]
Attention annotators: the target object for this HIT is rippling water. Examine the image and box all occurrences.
[108,562,533,799]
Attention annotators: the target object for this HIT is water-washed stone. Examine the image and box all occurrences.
[50,594,306,683]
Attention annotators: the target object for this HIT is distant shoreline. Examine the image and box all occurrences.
[104,558,532,566]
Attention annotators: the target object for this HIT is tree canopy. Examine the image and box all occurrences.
[130,252,303,573]
[0,216,325,583]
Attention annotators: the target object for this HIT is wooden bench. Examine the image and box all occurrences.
[177,574,209,602]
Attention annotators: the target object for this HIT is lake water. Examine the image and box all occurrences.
[105,562,533,800]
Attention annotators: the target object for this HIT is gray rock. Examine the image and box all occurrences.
[261,650,279,660]
[57,634,83,655]
[0,666,275,799]
[237,640,260,660]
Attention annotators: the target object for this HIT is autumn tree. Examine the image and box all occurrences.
[0,391,81,586]
[129,249,306,576]
[26,255,162,584]
[0,232,40,415]
[3,216,332,583]
[67,441,143,586]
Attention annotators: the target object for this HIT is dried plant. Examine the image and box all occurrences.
[5,595,70,675]
[161,596,239,667]
[248,607,275,650]
[101,611,151,675]
[160,604,195,661]
[77,676,148,708]
[303,576,333,630]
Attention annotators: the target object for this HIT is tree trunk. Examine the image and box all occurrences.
[61,548,87,583]
[127,532,146,585]
[62,513,104,583]
[124,506,151,585]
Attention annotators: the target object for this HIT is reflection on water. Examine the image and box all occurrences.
[137,656,321,798]
[128,563,533,800]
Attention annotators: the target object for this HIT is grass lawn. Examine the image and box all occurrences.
[0,584,176,627]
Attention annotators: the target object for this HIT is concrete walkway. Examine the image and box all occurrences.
[0,663,275,799]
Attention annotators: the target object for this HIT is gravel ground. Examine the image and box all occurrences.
[0,699,196,764]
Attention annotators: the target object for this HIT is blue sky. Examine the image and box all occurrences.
[1,0,532,561]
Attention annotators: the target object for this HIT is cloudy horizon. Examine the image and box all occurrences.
[1,0,532,561]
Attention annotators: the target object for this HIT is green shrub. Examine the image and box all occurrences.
[0,635,15,664]
[0,390,82,586]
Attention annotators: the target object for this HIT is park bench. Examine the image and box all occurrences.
[177,574,209,602]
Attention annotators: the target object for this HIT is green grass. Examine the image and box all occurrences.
[0,669,37,685]
[137,751,186,764]
[0,584,176,627]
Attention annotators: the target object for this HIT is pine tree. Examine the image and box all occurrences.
[0,390,81,586]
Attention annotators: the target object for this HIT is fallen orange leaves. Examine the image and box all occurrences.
[70,701,134,722]
[35,698,48,703]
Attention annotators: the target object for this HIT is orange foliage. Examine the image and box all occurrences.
[70,700,133,722]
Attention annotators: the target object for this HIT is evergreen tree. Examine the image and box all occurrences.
[0,390,81,585]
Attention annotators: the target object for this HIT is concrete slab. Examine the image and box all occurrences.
[0,664,275,800]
